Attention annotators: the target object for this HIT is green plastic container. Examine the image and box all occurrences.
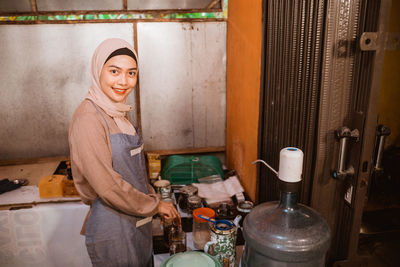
[161,155,224,185]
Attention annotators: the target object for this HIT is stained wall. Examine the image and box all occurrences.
[0,22,227,160]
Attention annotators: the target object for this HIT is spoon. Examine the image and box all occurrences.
[198,214,216,223]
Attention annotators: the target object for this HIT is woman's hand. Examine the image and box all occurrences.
[157,201,181,224]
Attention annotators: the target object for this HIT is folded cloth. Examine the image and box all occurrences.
[193,176,244,204]
[223,176,244,195]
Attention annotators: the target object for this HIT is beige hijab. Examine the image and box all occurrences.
[86,38,138,136]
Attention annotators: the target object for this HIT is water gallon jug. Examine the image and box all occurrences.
[241,148,331,266]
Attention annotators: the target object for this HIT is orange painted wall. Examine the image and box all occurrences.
[378,1,400,147]
[226,0,262,201]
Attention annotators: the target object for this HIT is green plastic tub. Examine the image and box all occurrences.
[161,155,224,185]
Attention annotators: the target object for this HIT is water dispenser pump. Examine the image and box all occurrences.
[241,147,331,266]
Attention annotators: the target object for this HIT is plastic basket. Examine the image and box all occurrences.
[161,155,224,185]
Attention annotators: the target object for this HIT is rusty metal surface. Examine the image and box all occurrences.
[36,0,123,11]
[0,18,227,25]
[0,0,32,13]
[127,0,221,10]
[0,23,135,160]
[0,0,222,15]
[137,22,226,151]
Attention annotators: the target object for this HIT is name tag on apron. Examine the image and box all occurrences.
[136,216,152,228]
[130,144,144,157]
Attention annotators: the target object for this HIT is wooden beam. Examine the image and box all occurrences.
[0,156,69,166]
[147,146,225,156]
[0,18,226,25]
[133,21,142,132]
[30,0,38,13]
[207,0,221,9]
[0,7,223,17]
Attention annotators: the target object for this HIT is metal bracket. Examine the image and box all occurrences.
[360,32,400,51]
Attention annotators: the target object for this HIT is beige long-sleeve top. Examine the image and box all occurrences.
[69,99,160,228]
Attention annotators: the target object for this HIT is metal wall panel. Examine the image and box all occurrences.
[127,0,220,10]
[36,0,123,11]
[0,24,134,160]
[0,0,31,12]
[137,22,226,151]
[258,0,325,204]
[310,0,388,263]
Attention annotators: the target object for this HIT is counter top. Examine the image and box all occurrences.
[0,185,80,209]
[0,158,80,209]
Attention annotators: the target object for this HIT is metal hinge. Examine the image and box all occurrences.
[360,32,400,51]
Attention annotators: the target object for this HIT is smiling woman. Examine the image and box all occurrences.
[100,54,138,102]
[68,38,180,267]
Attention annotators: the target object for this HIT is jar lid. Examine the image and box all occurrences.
[154,180,171,187]
[188,195,202,204]
[193,207,215,222]
[237,201,254,213]
[161,251,222,267]
[179,185,198,196]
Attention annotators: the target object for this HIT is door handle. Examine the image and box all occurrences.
[374,124,391,172]
[331,127,359,180]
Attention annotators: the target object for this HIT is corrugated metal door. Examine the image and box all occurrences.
[257,0,392,264]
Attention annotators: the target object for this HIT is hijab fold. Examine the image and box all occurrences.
[86,38,138,136]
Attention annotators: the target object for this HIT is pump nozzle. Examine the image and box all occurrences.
[252,159,278,176]
[253,147,304,183]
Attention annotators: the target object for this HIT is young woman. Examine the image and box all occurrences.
[69,38,180,266]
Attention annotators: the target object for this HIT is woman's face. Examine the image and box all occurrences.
[99,55,138,103]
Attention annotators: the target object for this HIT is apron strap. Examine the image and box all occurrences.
[87,99,111,135]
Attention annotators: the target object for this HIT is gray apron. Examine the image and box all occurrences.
[85,100,153,267]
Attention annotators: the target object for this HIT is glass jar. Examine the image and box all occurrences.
[178,185,198,213]
[154,180,172,199]
[192,207,215,250]
[236,200,254,227]
[162,197,174,205]
[163,217,180,247]
[169,228,186,255]
[187,195,202,214]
